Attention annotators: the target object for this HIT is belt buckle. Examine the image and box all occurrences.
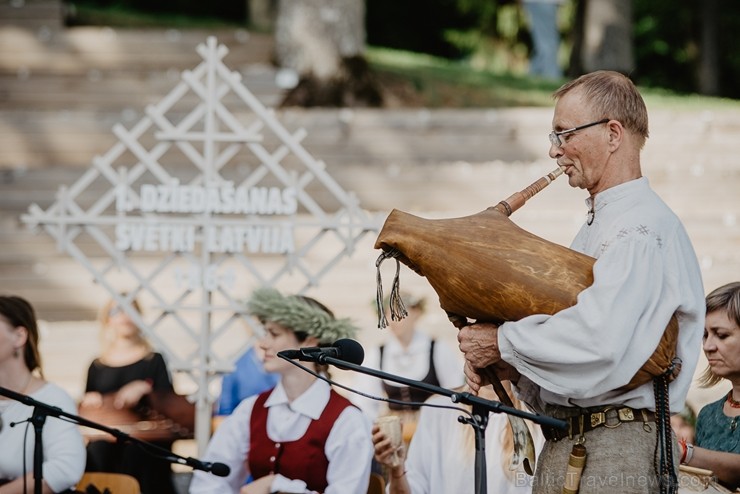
[590,411,606,428]
[590,406,624,429]
[618,407,635,422]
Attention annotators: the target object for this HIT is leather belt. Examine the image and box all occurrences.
[543,406,655,442]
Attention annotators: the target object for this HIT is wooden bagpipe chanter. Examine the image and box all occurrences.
[373,167,680,474]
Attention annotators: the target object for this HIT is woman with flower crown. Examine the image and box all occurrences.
[189,287,373,494]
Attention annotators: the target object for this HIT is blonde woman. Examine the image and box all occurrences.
[81,295,176,494]
[372,383,543,494]
[678,282,740,490]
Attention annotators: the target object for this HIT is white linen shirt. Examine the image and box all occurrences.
[189,379,372,494]
[403,394,544,494]
[0,383,86,493]
[351,331,465,421]
[498,177,705,412]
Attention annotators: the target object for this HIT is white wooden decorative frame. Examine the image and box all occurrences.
[22,37,381,451]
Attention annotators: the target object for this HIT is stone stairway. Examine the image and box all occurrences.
[0,24,280,170]
[0,0,64,32]
[0,13,282,320]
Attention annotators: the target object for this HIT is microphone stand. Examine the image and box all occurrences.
[0,385,226,494]
[280,354,567,494]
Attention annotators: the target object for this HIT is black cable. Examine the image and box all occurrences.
[280,356,477,422]
[9,417,33,493]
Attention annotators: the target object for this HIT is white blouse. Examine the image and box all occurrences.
[0,382,86,493]
[402,394,544,494]
[189,379,373,494]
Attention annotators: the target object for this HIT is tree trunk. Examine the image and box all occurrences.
[698,0,719,95]
[248,0,278,32]
[581,0,634,74]
[275,0,382,107]
[567,0,587,77]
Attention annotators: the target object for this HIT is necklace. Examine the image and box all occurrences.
[727,392,740,432]
[726,391,740,409]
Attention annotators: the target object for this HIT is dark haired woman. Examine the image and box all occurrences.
[0,295,85,493]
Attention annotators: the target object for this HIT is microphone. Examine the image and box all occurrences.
[180,456,231,477]
[278,338,365,366]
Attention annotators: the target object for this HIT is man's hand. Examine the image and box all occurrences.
[458,322,501,393]
[462,360,488,393]
[457,322,501,368]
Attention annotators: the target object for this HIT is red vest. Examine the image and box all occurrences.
[248,387,354,492]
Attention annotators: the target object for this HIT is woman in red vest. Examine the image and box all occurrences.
[189,287,373,494]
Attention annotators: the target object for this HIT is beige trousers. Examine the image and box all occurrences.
[520,421,679,494]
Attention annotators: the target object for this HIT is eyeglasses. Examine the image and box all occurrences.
[549,118,609,147]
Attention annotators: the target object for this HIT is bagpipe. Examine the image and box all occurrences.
[374,167,680,474]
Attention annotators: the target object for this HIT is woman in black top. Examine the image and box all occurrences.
[81,296,176,494]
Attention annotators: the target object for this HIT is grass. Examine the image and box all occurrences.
[367,47,561,108]
[66,2,242,29]
[367,46,740,111]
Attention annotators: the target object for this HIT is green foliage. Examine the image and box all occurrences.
[369,0,740,99]
[453,0,498,34]
[366,0,480,59]
[632,0,698,94]
[367,46,562,108]
[67,0,245,27]
[67,0,740,99]
[441,2,576,77]
[366,46,740,110]
[632,0,740,98]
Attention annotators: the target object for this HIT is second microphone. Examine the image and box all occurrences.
[277,338,365,365]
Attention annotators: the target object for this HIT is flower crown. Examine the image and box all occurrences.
[246,287,357,344]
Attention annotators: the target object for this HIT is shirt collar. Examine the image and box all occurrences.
[584,177,648,220]
[263,378,330,420]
